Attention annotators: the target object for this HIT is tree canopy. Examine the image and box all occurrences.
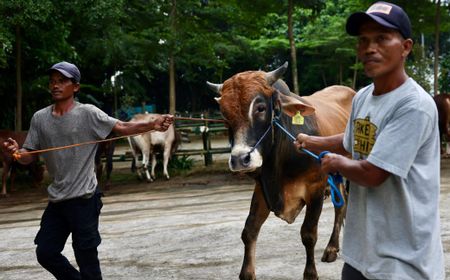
[0,0,449,130]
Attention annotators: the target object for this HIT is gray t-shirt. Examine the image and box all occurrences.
[23,102,118,202]
[342,78,445,279]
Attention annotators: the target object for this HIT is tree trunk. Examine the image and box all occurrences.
[15,25,22,132]
[169,53,176,114]
[169,0,177,114]
[434,0,441,95]
[288,0,299,95]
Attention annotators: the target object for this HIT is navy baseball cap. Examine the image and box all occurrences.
[346,1,412,39]
[48,61,81,83]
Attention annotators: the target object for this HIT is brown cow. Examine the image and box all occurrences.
[95,133,116,190]
[207,62,355,280]
[0,130,44,196]
[433,93,450,156]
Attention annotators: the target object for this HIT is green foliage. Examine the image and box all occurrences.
[168,155,194,171]
[440,53,450,93]
[1,0,52,25]
[0,0,448,128]
[295,0,362,92]
[0,30,12,68]
[406,44,433,93]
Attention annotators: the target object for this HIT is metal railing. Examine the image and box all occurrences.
[112,115,231,166]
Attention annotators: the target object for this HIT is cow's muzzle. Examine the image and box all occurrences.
[228,147,263,172]
[230,153,251,170]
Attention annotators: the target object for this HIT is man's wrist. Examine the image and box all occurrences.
[148,122,155,131]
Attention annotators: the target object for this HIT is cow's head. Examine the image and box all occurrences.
[207,62,315,173]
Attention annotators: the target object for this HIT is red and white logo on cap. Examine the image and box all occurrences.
[367,3,392,15]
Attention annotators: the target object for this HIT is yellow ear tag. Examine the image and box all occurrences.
[292,111,304,125]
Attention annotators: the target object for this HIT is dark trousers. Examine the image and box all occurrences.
[35,191,103,280]
[342,263,369,280]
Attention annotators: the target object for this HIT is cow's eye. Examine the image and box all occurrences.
[256,104,266,113]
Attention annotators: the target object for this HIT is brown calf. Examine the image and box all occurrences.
[95,133,116,190]
[433,94,450,156]
[0,130,44,196]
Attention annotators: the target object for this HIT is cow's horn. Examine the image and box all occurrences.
[206,81,223,94]
[265,62,288,85]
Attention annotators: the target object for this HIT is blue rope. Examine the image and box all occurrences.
[318,151,345,208]
[273,118,344,208]
[248,125,272,154]
[248,96,275,154]
[273,120,319,160]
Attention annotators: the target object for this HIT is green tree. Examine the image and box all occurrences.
[0,0,52,131]
[288,0,325,94]
[0,0,448,129]
[439,53,450,93]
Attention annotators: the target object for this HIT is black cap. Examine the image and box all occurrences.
[346,1,412,39]
[48,61,81,83]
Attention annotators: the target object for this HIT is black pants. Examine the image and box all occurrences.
[34,191,103,280]
[342,263,369,280]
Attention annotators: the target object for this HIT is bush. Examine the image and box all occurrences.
[168,155,194,171]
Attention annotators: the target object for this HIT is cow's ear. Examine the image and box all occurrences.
[278,93,315,117]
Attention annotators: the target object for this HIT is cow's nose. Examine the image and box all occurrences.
[230,153,251,170]
[241,153,251,167]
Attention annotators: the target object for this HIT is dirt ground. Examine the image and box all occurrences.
[0,157,449,280]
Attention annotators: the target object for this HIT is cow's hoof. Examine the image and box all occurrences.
[304,268,318,280]
[304,273,319,280]
[0,193,9,198]
[239,271,256,280]
[321,247,338,263]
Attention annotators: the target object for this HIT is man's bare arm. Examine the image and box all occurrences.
[294,133,349,155]
[112,114,174,136]
[320,153,390,187]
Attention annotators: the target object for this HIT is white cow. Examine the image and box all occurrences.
[127,113,178,182]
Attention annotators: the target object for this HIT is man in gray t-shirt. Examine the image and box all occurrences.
[295,2,445,280]
[2,61,173,279]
